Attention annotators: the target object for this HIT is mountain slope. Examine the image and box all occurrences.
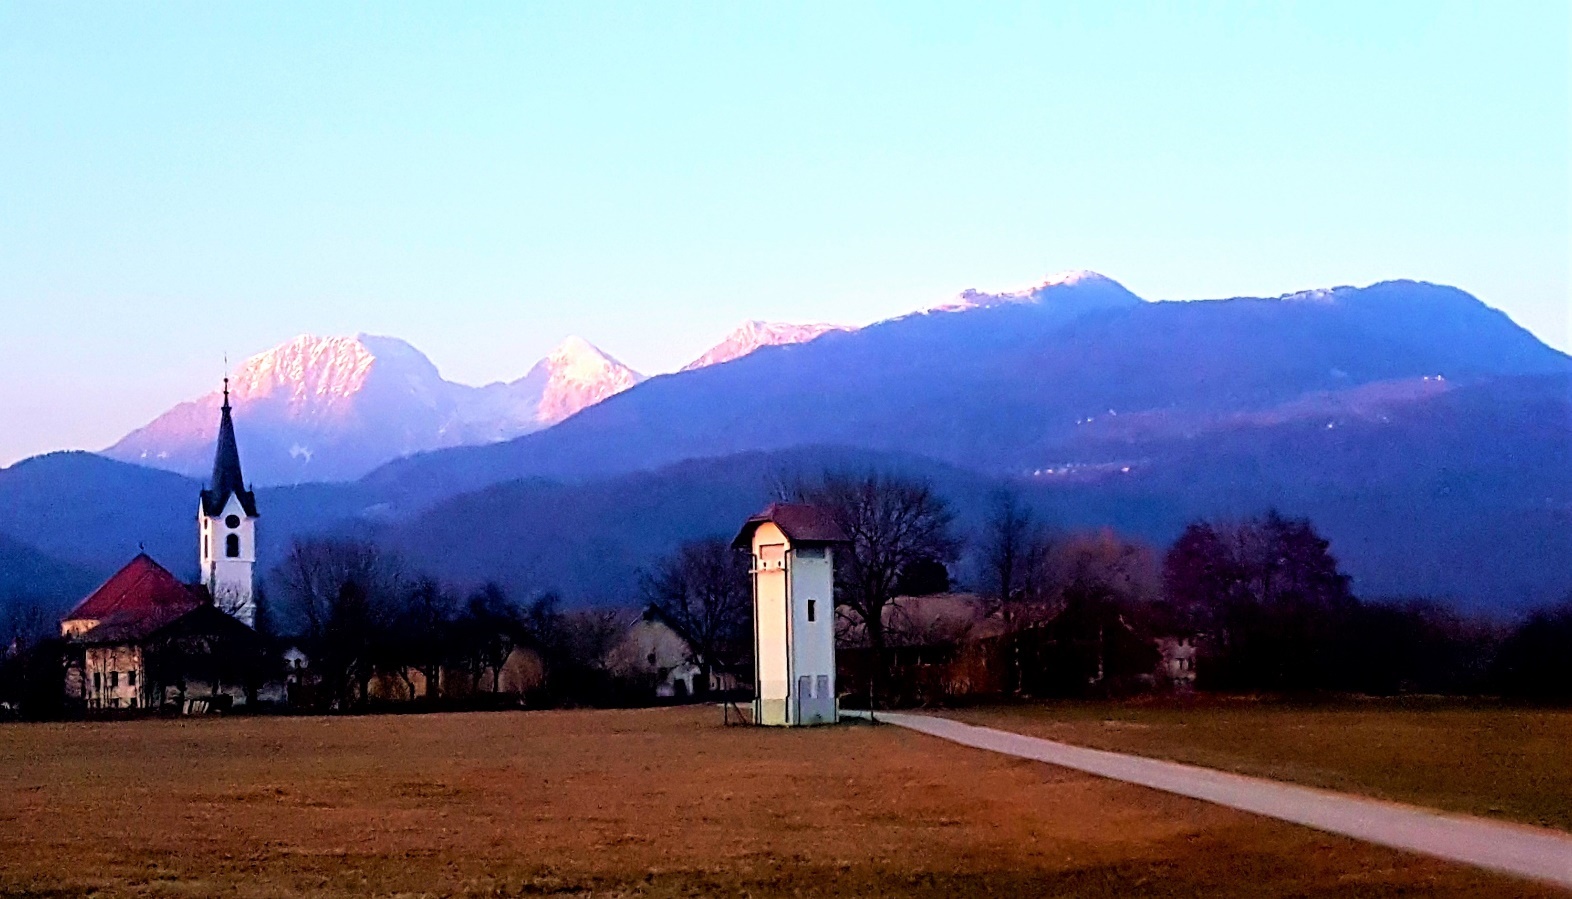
[682,321,853,371]
[0,452,376,586]
[0,531,103,624]
[105,334,643,484]
[363,277,1571,504]
[379,375,1572,613]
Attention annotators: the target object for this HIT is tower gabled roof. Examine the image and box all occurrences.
[731,503,850,549]
[200,380,258,517]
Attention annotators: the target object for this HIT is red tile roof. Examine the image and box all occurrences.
[62,554,208,643]
[732,502,851,549]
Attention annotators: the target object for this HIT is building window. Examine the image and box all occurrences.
[109,671,118,688]
[807,599,817,622]
[93,672,101,690]
[226,514,241,529]
[226,534,240,558]
[128,669,137,686]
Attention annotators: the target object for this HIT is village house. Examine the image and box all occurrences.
[363,643,546,704]
[839,592,1202,704]
[1155,635,1200,690]
[60,381,268,712]
[605,604,746,700]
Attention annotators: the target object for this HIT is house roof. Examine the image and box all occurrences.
[63,554,210,643]
[201,387,258,518]
[731,503,850,549]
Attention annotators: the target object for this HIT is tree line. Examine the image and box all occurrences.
[3,468,1569,718]
[645,472,1572,704]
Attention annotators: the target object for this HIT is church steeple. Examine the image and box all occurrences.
[199,377,258,628]
[201,378,256,518]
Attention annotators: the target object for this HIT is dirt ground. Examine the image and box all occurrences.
[0,707,1561,898]
[949,697,1572,832]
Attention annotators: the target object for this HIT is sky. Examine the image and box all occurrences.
[0,1,1567,466]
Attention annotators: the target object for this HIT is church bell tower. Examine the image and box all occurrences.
[199,379,259,628]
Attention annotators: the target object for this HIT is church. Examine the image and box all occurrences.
[61,381,266,711]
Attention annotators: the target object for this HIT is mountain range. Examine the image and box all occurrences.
[3,271,1569,620]
[363,274,1570,499]
[104,334,645,484]
[103,319,853,485]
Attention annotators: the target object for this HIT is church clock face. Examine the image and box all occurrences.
[225,515,241,529]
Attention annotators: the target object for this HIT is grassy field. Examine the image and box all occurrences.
[0,707,1561,898]
[950,697,1572,832]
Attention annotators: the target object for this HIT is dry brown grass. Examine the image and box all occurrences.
[950,697,1572,832]
[0,707,1559,897]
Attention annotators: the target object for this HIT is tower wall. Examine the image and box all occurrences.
[749,522,838,726]
[199,493,256,628]
[752,523,791,725]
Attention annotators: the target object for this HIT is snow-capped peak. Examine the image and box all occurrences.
[520,337,645,426]
[682,320,853,371]
[935,270,1142,312]
[1041,269,1115,288]
[105,332,645,484]
[541,336,633,380]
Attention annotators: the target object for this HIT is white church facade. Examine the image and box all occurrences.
[733,503,849,726]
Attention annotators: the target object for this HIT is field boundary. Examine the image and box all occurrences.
[856,711,1572,890]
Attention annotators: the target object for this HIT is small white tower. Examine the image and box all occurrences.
[198,379,258,628]
[733,503,848,726]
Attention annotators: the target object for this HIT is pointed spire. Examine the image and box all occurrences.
[201,378,258,517]
[211,393,245,499]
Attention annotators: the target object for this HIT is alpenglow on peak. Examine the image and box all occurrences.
[935,270,1143,312]
[682,320,855,371]
[105,333,644,485]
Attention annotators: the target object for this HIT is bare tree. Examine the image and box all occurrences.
[273,538,405,709]
[458,583,524,695]
[978,489,1056,628]
[640,537,750,690]
[1162,510,1355,690]
[383,577,456,700]
[796,471,961,699]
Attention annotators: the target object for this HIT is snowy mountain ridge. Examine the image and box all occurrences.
[681,320,854,371]
[105,333,645,484]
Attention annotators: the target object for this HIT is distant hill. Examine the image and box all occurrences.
[0,452,376,587]
[0,531,102,625]
[105,333,643,485]
[363,277,1570,504]
[379,375,1572,613]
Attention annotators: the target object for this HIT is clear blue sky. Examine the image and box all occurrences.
[1,1,1567,466]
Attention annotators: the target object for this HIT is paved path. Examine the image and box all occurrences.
[859,711,1572,890]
